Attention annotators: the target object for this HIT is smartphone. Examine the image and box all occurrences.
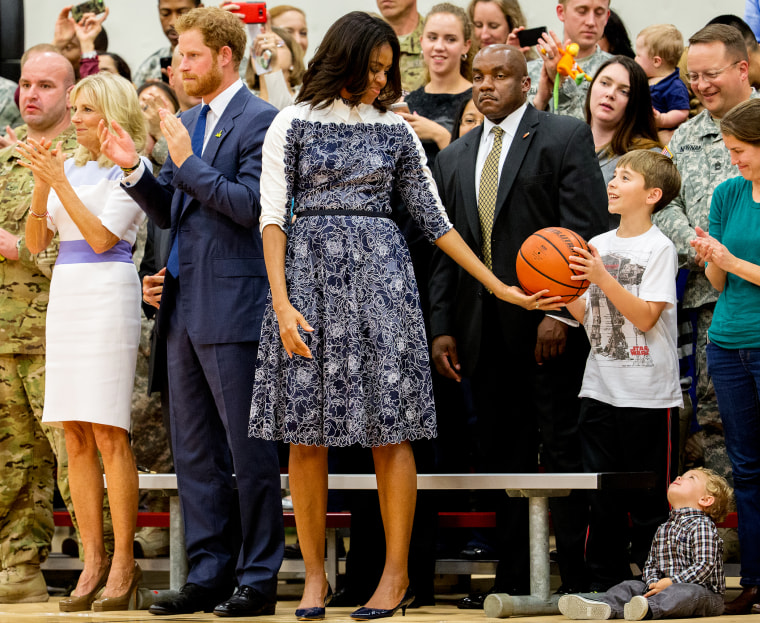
[517,26,546,49]
[70,0,106,22]
[159,56,172,84]
[235,1,267,24]
[390,102,410,114]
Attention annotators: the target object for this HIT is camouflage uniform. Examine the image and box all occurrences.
[527,46,612,120]
[132,47,172,89]
[0,77,21,132]
[398,15,426,94]
[0,125,72,571]
[653,91,760,484]
[0,125,114,576]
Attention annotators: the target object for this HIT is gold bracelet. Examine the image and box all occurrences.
[29,210,48,219]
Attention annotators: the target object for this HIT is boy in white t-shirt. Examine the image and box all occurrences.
[566,150,684,592]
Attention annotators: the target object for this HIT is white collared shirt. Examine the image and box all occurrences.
[475,102,527,202]
[198,79,245,153]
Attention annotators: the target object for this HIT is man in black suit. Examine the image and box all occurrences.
[102,7,282,617]
[429,45,608,604]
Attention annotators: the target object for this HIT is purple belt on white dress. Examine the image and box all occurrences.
[56,239,133,265]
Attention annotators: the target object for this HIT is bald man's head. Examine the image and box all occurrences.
[19,52,74,137]
[472,45,530,123]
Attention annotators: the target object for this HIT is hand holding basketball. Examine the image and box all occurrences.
[568,244,609,287]
[516,227,591,303]
[491,282,566,311]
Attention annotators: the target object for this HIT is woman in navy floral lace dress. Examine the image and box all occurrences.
[249,11,560,620]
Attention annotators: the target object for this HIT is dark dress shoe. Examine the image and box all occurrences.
[149,583,229,615]
[457,591,490,610]
[350,587,415,620]
[213,585,276,617]
[459,546,495,560]
[724,585,760,615]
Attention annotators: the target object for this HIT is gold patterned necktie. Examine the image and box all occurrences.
[478,126,504,270]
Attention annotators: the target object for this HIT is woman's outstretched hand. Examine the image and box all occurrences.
[492,282,566,312]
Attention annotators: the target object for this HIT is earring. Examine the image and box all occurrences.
[461,53,468,60]
[289,65,294,71]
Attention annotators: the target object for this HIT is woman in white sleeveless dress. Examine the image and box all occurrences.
[20,73,147,612]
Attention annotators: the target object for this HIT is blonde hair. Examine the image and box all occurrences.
[424,3,474,81]
[69,73,146,168]
[176,7,248,70]
[694,467,734,523]
[637,24,684,69]
[467,0,526,32]
[268,5,305,21]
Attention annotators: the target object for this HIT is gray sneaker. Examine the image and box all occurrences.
[559,594,612,620]
[624,595,649,620]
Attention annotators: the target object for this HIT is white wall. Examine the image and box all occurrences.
[23,0,746,79]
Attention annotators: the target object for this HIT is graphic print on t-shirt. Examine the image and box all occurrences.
[587,251,654,367]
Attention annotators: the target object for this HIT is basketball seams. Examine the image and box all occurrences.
[516,227,590,303]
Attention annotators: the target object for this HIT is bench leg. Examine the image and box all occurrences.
[528,496,550,600]
[325,528,338,590]
[170,495,188,591]
[485,496,561,617]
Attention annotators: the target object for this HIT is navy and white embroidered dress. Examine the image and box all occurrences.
[249,99,452,447]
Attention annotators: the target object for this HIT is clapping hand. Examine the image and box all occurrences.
[141,92,173,139]
[158,110,193,167]
[691,226,735,271]
[98,119,141,169]
[0,126,18,149]
[16,138,66,188]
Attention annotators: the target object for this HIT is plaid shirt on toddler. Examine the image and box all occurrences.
[642,507,724,594]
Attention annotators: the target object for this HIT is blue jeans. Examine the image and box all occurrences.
[707,342,760,586]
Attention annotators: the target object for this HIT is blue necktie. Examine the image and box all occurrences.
[167,104,210,278]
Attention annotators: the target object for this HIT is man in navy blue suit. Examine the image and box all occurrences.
[100,7,282,617]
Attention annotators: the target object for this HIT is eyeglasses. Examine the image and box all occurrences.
[686,61,741,84]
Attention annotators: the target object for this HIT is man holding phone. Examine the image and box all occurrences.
[526,0,611,119]
[132,0,202,87]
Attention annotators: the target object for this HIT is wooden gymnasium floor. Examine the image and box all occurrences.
[1,584,759,622]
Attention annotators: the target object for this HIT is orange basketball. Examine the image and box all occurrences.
[515,227,590,303]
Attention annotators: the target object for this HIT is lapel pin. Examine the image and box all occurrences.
[522,132,530,139]
[215,130,223,138]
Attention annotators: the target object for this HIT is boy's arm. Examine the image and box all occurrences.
[565,297,585,324]
[653,108,689,129]
[569,244,667,332]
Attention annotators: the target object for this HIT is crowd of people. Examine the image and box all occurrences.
[1,0,760,620]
